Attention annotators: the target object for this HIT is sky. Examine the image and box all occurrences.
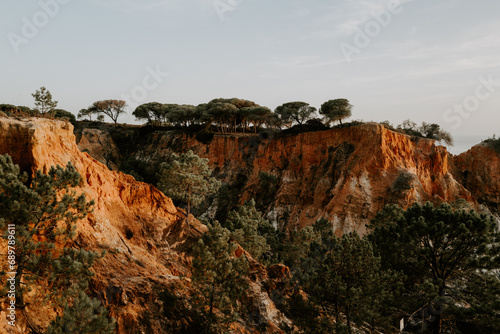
[1,0,499,149]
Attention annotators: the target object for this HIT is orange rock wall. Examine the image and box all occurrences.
[452,144,500,213]
[136,124,474,234]
[0,117,287,334]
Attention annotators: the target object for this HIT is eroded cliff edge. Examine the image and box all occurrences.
[98,123,480,235]
[0,117,288,334]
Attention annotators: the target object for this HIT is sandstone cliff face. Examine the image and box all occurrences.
[121,124,475,235]
[0,117,288,334]
[452,143,500,214]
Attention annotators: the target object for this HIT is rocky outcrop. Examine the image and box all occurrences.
[0,117,288,333]
[76,128,120,170]
[452,143,500,214]
[119,124,475,235]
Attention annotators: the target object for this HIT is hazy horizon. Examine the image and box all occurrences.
[1,0,499,138]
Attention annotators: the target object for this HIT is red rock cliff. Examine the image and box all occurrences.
[0,117,288,334]
[452,143,500,214]
[130,124,475,235]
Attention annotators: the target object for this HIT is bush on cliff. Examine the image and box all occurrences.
[483,134,500,153]
[46,291,115,334]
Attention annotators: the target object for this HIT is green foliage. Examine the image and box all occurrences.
[255,172,279,212]
[275,102,316,127]
[32,86,58,116]
[279,294,335,334]
[17,105,34,115]
[168,104,199,126]
[53,109,77,124]
[157,150,221,222]
[0,104,21,116]
[295,219,401,333]
[214,173,248,224]
[225,199,276,261]
[319,99,352,125]
[368,202,500,332]
[77,108,97,121]
[119,157,156,184]
[46,291,115,334]
[133,102,167,125]
[483,134,500,154]
[192,221,249,333]
[87,100,127,126]
[392,171,414,192]
[0,154,98,305]
[245,106,272,133]
[397,119,454,145]
[133,102,201,127]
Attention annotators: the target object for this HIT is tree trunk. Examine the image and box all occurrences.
[207,280,217,334]
[14,254,25,308]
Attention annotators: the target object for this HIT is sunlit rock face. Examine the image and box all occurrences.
[117,123,475,235]
[0,117,288,334]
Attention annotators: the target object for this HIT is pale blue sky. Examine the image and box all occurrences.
[1,0,499,140]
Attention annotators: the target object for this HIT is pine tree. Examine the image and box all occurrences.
[32,86,58,116]
[368,202,500,333]
[191,221,249,333]
[319,98,352,125]
[87,100,127,126]
[0,154,99,306]
[296,220,401,333]
[157,150,220,225]
[225,199,271,261]
[46,291,115,334]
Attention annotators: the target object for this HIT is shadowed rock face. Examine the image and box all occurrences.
[0,117,288,334]
[106,124,477,235]
[452,143,500,214]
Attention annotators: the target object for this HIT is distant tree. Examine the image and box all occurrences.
[157,151,221,225]
[225,199,271,261]
[168,104,199,127]
[319,99,352,125]
[0,154,98,307]
[46,291,115,334]
[368,202,500,333]
[88,100,126,126]
[77,108,95,121]
[483,134,500,154]
[53,109,76,124]
[263,112,282,130]
[397,120,454,145]
[208,101,240,133]
[200,98,268,133]
[32,86,58,116]
[192,221,249,334]
[275,102,316,126]
[420,122,453,145]
[245,106,272,133]
[133,102,167,126]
